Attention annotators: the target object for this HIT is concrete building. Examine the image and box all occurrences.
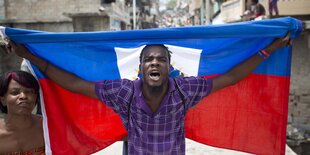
[0,0,132,75]
[0,0,131,32]
[188,0,224,25]
[68,2,131,32]
[130,0,160,29]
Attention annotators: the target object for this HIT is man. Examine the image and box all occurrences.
[8,36,289,154]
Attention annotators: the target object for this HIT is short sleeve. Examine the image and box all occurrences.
[175,77,213,111]
[95,79,134,127]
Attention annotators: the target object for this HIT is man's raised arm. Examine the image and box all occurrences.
[7,41,98,99]
[211,35,291,93]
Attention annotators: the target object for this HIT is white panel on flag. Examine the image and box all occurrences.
[115,44,202,80]
[165,44,202,76]
[115,46,145,80]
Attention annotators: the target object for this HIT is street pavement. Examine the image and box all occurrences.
[93,138,297,155]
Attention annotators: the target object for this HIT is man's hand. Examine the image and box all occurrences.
[265,33,291,54]
[6,40,32,58]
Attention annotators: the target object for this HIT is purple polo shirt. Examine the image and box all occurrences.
[95,77,212,155]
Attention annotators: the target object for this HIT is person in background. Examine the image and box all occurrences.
[243,0,266,21]
[269,0,279,17]
[251,0,266,19]
[0,70,45,154]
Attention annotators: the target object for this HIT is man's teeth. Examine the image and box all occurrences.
[150,73,160,77]
[150,73,160,80]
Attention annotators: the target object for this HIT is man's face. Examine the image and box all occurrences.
[140,45,170,88]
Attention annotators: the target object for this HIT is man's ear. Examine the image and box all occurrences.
[138,64,143,79]
[139,64,141,74]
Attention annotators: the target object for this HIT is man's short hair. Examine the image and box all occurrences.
[251,0,259,4]
[139,44,172,63]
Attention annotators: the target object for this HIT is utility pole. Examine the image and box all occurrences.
[133,0,136,29]
[200,0,204,25]
[205,0,210,25]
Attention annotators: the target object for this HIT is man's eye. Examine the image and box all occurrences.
[160,58,167,62]
[143,58,151,62]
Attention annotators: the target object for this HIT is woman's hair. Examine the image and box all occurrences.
[0,70,39,113]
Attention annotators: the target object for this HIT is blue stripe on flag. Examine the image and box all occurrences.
[4,17,301,79]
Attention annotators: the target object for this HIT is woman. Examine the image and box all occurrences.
[0,70,45,154]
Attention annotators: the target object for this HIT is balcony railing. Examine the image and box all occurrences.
[220,0,310,23]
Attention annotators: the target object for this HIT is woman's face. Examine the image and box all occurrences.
[0,79,37,115]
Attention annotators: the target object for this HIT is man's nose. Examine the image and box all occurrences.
[151,58,159,66]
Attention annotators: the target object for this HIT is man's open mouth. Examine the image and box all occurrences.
[149,72,161,81]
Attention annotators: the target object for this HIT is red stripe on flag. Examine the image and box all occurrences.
[40,73,289,155]
[40,79,127,155]
[185,74,289,155]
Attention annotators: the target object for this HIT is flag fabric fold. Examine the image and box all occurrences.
[0,17,302,155]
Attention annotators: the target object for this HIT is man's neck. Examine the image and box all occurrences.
[142,82,169,113]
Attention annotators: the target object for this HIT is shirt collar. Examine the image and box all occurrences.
[133,78,176,97]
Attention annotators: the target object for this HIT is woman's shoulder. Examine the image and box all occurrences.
[2,146,45,155]
[0,115,9,149]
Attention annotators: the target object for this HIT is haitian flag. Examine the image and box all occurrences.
[0,17,302,155]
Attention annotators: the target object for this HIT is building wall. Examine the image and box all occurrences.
[261,0,310,16]
[289,31,310,129]
[72,15,110,32]
[5,0,101,22]
[189,0,202,12]
[0,51,22,76]
[220,0,245,22]
[0,0,5,20]
[13,22,73,32]
[3,0,131,32]
[0,0,126,76]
